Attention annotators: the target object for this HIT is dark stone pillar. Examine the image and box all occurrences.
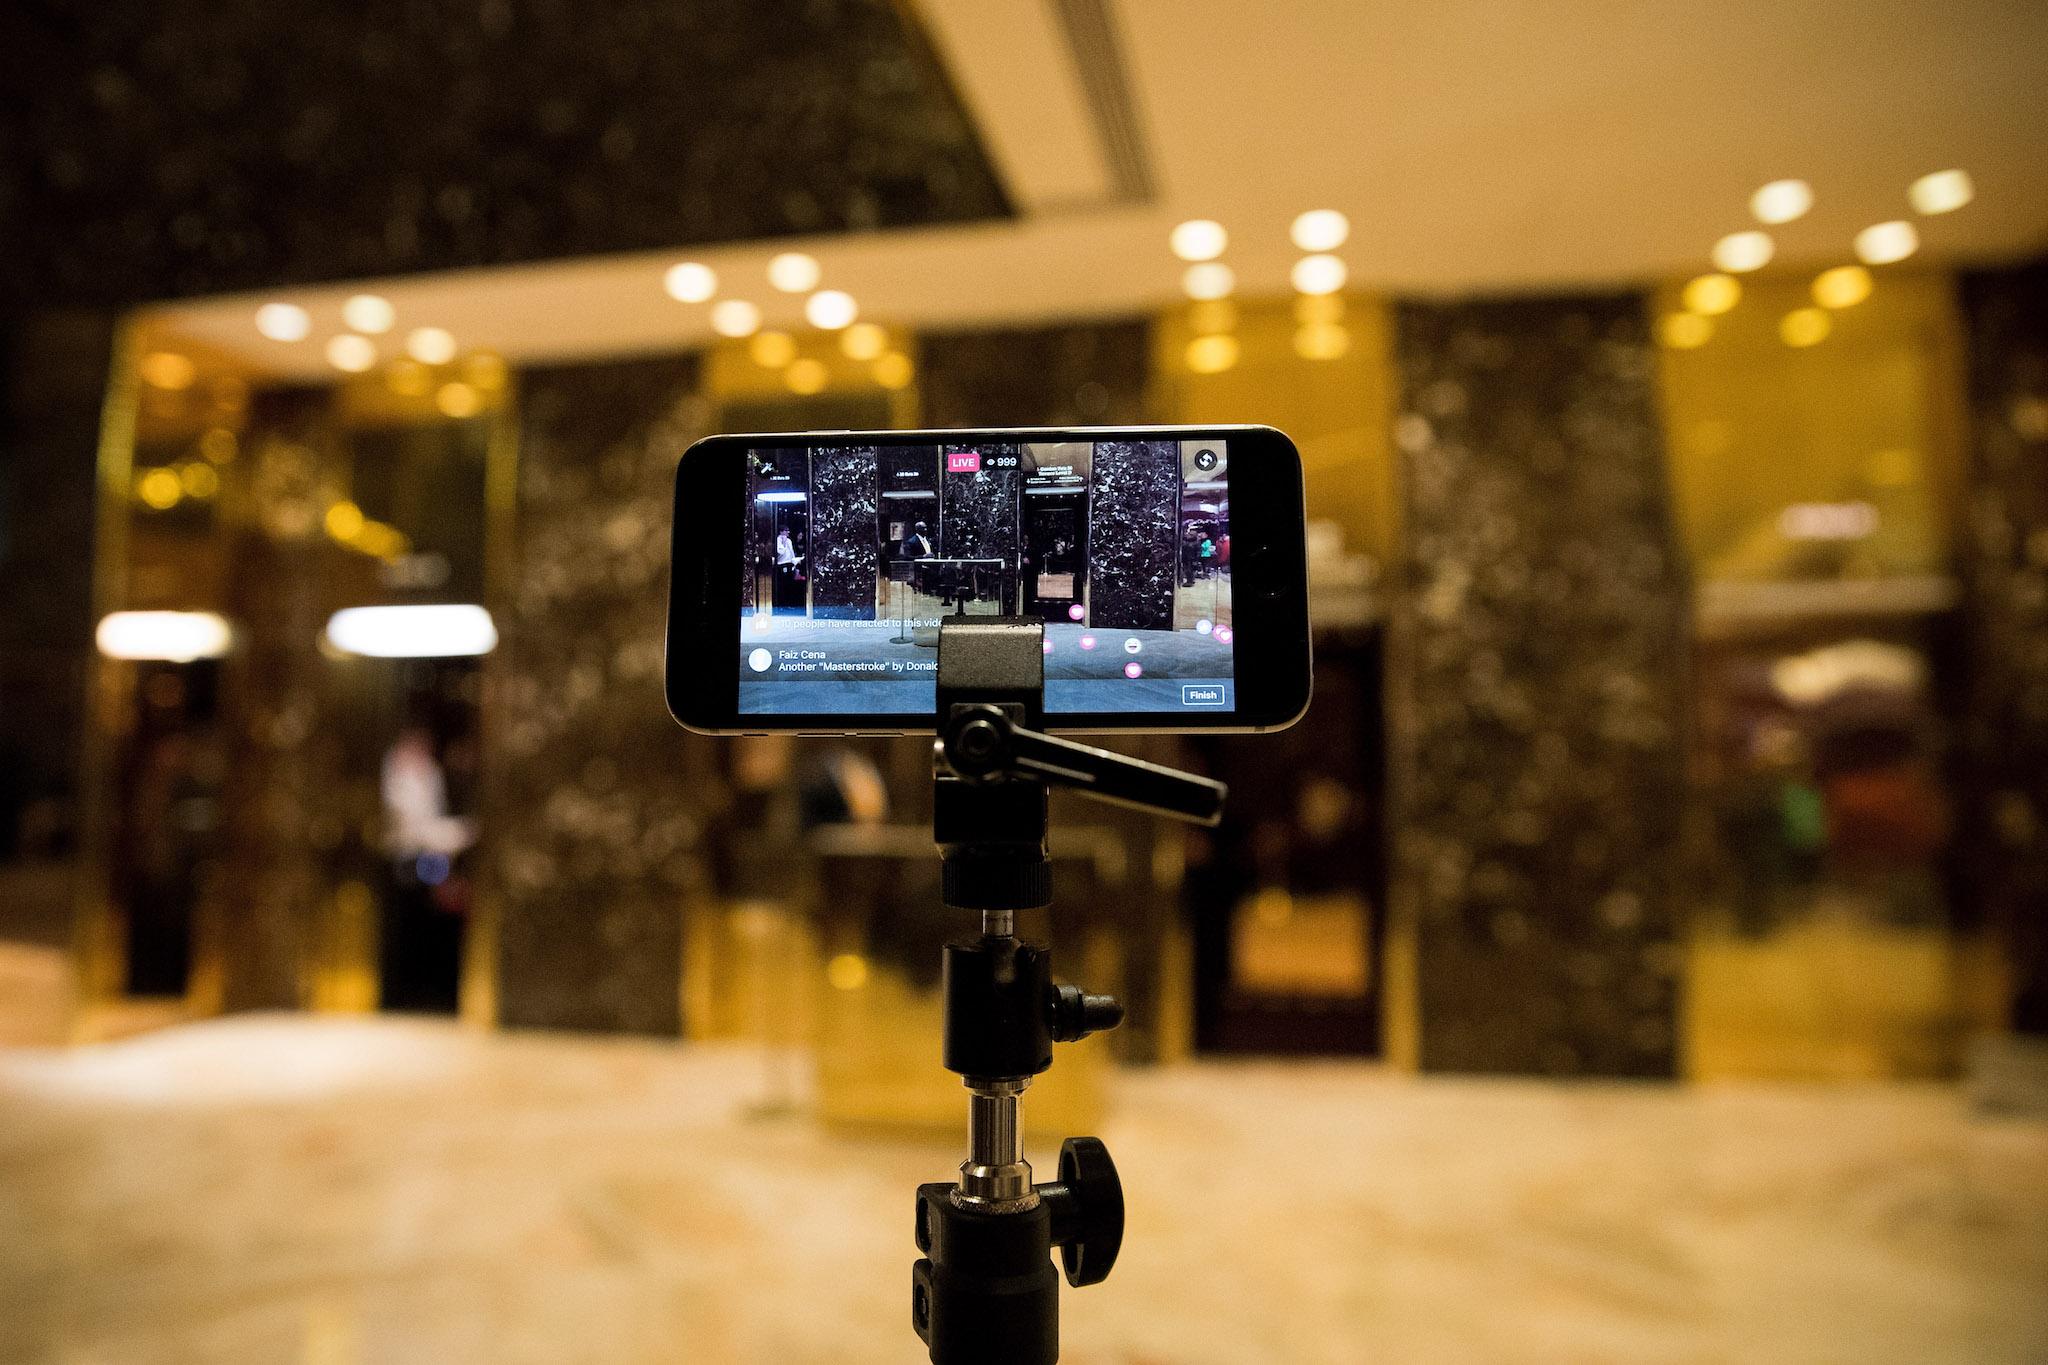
[485,355,719,1035]
[808,443,879,619]
[940,443,1021,609]
[1389,293,1688,1077]
[1957,258,2048,1036]
[1087,440,1179,631]
[919,319,1151,428]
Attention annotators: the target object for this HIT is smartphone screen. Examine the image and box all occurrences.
[668,426,1308,733]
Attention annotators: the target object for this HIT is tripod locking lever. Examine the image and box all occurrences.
[938,702,1226,826]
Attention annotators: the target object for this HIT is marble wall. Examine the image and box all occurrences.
[808,444,879,620]
[1088,440,1180,631]
[919,320,1152,429]
[484,356,721,1034]
[1957,257,2048,1034]
[939,443,1021,609]
[1388,294,1688,1077]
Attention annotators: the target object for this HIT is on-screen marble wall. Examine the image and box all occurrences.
[808,444,879,620]
[1087,440,1179,631]
[1389,293,1688,1077]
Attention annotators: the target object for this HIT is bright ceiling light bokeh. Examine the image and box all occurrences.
[325,605,497,658]
[1184,334,1240,374]
[805,289,858,330]
[751,332,796,368]
[664,262,717,302]
[785,358,829,395]
[769,252,822,293]
[1681,273,1741,316]
[1811,265,1873,310]
[1711,231,1774,273]
[1658,313,1713,349]
[873,352,914,389]
[96,611,234,662]
[1854,220,1919,265]
[405,327,458,365]
[1908,169,1973,215]
[1182,263,1235,300]
[1779,307,1832,347]
[138,352,197,390]
[711,300,762,337]
[840,322,887,360]
[1749,180,1813,225]
[435,382,482,418]
[1290,254,1347,295]
[325,335,377,373]
[136,468,183,509]
[341,294,395,334]
[1293,323,1351,361]
[255,302,311,342]
[1169,220,1227,262]
[1290,210,1350,253]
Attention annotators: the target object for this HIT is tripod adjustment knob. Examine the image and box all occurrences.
[1048,983,1124,1042]
[1040,1136,1124,1288]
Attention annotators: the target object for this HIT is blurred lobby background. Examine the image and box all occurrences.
[2,1,2046,1361]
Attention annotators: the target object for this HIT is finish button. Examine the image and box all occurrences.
[1181,684,1227,706]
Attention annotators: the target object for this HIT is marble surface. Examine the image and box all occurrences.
[3,1015,2045,1364]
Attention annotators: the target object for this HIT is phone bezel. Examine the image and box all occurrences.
[665,424,1310,735]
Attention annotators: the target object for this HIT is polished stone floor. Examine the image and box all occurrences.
[3,1016,2045,1364]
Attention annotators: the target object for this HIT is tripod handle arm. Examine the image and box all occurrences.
[940,705,1226,826]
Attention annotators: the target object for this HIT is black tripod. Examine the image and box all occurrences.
[912,616,1225,1365]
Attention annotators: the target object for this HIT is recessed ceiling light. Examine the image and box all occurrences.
[1811,265,1873,309]
[1712,231,1774,273]
[1659,313,1713,349]
[1780,307,1832,347]
[405,327,457,364]
[1293,323,1350,361]
[751,332,796,368]
[711,300,761,337]
[138,352,197,390]
[325,335,377,372]
[785,358,829,394]
[1170,220,1227,262]
[1682,273,1741,316]
[1290,254,1346,295]
[1750,180,1813,225]
[840,322,887,361]
[1182,263,1235,300]
[806,289,857,330]
[1184,334,1240,374]
[342,294,395,334]
[436,382,482,418]
[769,253,822,293]
[1908,169,1972,215]
[1854,221,1918,265]
[1290,210,1349,252]
[664,262,717,302]
[96,611,234,662]
[255,302,311,342]
[873,352,914,389]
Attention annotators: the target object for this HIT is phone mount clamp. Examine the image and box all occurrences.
[912,615,1226,1365]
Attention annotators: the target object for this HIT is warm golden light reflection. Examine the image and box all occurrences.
[1188,299,1237,334]
[785,357,828,394]
[1290,209,1349,252]
[1682,273,1741,316]
[1749,179,1813,225]
[1181,262,1235,300]
[386,359,432,397]
[768,252,821,293]
[254,302,311,342]
[839,322,887,360]
[826,953,869,992]
[324,500,366,541]
[1293,293,1344,325]
[200,428,238,464]
[1184,333,1240,374]
[873,352,914,389]
[137,467,183,509]
[1908,169,1973,215]
[711,299,762,338]
[1854,220,1919,265]
[325,335,377,372]
[750,331,797,368]
[664,261,717,302]
[1712,231,1774,273]
[1659,313,1713,349]
[1780,307,1832,347]
[463,351,508,389]
[178,462,219,498]
[435,382,482,418]
[139,352,197,390]
[1812,265,1873,309]
[1293,323,1350,360]
[805,289,857,330]
[1169,219,1227,262]
[405,327,457,364]
[341,294,395,334]
[1290,254,1346,295]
